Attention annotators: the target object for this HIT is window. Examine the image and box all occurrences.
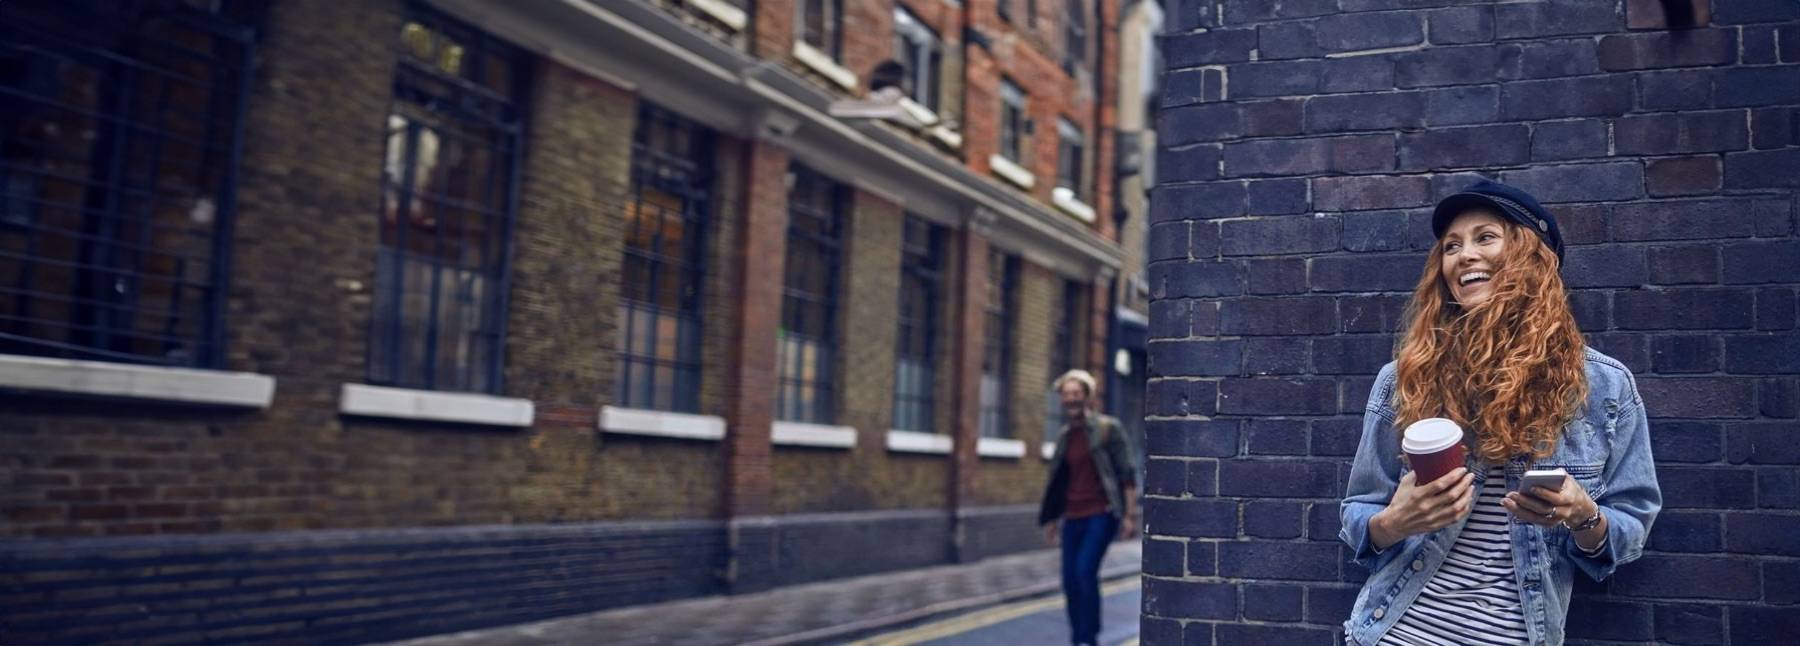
[1063,0,1087,73]
[1057,118,1086,200]
[893,216,945,433]
[369,8,527,393]
[998,0,1012,22]
[893,7,942,113]
[618,105,713,412]
[779,165,844,424]
[980,250,1018,439]
[799,0,845,61]
[1046,280,1082,436]
[999,79,1028,163]
[1028,0,1039,27]
[0,0,258,368]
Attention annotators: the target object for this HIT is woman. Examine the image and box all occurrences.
[1339,180,1662,646]
[1038,369,1137,646]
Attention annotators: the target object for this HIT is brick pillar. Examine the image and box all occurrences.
[751,0,795,61]
[947,218,990,561]
[723,137,788,592]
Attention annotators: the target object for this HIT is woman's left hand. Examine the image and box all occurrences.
[1503,476,1598,529]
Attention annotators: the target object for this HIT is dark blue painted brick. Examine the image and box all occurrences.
[1423,84,1500,126]
[1219,378,1339,416]
[1569,290,1614,332]
[1426,5,1494,45]
[1151,339,1243,377]
[1610,197,1785,241]
[1726,421,1800,464]
[1219,541,1341,581]
[1598,29,1737,71]
[1565,599,1655,641]
[1656,466,1757,509]
[1723,241,1800,285]
[1147,419,1237,457]
[1257,21,1318,60]
[1188,541,1218,576]
[1641,377,1760,419]
[1556,203,1610,245]
[1615,111,1748,155]
[1313,335,1393,375]
[1244,336,1310,375]
[1637,69,1715,111]
[1313,12,1423,53]
[1650,334,1718,373]
[1306,585,1360,625]
[1725,513,1800,556]
[1758,466,1800,508]
[1645,511,1722,553]
[1165,28,1258,69]
[1531,119,1609,161]
[1716,66,1800,108]
[1143,577,1236,619]
[1148,379,1221,418]
[1730,607,1800,646]
[1194,301,1221,336]
[1499,161,1644,203]
[1612,555,1759,600]
[1218,460,1341,498]
[1146,459,1188,497]
[1151,181,1246,222]
[1341,211,1410,253]
[1306,501,1344,540]
[1140,617,1184,645]
[1765,562,1800,604]
[1339,376,1378,414]
[1500,76,1633,120]
[1762,377,1799,419]
[1149,223,1190,262]
[1564,246,1649,288]
[1310,254,1426,293]
[1305,92,1426,133]
[1166,0,1218,31]
[1650,421,1723,463]
[1313,176,1431,212]
[1247,259,1308,295]
[1654,603,1725,646]
[1159,144,1222,182]
[1590,332,1649,369]
[1395,45,1504,88]
[1158,103,1243,146]
[1505,39,1600,79]
[1243,583,1304,621]
[1727,149,1800,190]
[1496,0,1622,38]
[1242,99,1305,137]
[1246,178,1310,215]
[1724,334,1800,374]
[1616,289,1753,330]
[1743,25,1779,64]
[1188,459,1218,496]
[1162,68,1224,108]
[1221,217,1340,256]
[1192,222,1221,259]
[1712,0,1800,24]
[1750,107,1797,149]
[1322,56,1399,94]
[1647,245,1719,285]
[1221,297,1337,336]
[1311,418,1362,458]
[1143,538,1186,576]
[1247,420,1307,457]
[1400,123,1529,170]
[1215,624,1336,646]
[1146,498,1237,538]
[1339,294,1411,333]
[1150,300,1191,339]
[1150,261,1244,299]
[1230,60,1324,98]
[1244,500,1304,538]
[1760,288,1798,331]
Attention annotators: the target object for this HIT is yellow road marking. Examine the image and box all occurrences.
[850,576,1139,646]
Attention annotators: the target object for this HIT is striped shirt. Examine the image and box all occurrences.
[1380,467,1528,646]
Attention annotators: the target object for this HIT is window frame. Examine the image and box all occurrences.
[999,78,1028,163]
[798,0,846,62]
[777,165,845,425]
[893,215,945,434]
[979,250,1019,439]
[892,6,942,113]
[1063,0,1088,74]
[1056,117,1086,200]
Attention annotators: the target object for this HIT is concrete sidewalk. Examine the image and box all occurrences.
[386,540,1142,646]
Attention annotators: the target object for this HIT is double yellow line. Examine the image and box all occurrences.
[850,576,1140,646]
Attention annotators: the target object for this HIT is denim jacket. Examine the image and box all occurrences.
[1339,348,1662,646]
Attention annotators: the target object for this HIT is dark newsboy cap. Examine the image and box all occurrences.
[1431,179,1565,264]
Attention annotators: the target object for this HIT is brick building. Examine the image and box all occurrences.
[1147,0,1799,644]
[0,0,1148,642]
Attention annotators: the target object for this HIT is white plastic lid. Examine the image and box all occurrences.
[1402,418,1464,454]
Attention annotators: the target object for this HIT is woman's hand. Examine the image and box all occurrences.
[1504,475,1599,530]
[1370,468,1475,550]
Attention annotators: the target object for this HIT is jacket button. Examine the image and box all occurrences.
[1373,607,1386,620]
[1411,559,1424,571]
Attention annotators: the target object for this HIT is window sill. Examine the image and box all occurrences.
[928,125,964,149]
[689,0,748,31]
[600,406,726,441]
[897,97,940,129]
[0,353,275,408]
[773,421,857,449]
[792,41,859,91]
[1041,441,1056,460]
[339,383,533,427]
[887,430,952,455]
[1053,186,1097,223]
[977,437,1027,459]
[989,154,1036,190]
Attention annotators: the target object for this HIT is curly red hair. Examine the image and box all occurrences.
[1393,220,1588,461]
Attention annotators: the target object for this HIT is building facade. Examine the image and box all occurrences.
[0,0,1142,642]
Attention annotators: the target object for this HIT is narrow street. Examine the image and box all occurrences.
[853,576,1141,646]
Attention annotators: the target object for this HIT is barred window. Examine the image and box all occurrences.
[618,104,712,412]
[369,7,526,393]
[1063,0,1087,73]
[999,79,1027,163]
[893,7,942,113]
[778,165,843,424]
[1046,279,1083,435]
[980,250,1018,439]
[1057,118,1086,200]
[893,216,944,433]
[0,0,258,367]
[799,0,845,62]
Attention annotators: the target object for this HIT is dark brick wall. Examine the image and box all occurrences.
[1150,1,1800,643]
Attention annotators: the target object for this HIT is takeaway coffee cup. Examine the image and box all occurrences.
[1402,418,1466,486]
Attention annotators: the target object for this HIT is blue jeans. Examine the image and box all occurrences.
[1060,513,1118,645]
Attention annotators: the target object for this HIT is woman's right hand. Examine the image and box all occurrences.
[1369,467,1475,550]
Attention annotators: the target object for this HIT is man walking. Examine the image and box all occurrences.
[1038,369,1138,646]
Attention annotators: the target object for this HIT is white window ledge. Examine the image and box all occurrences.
[929,125,964,149]
[1053,186,1097,223]
[977,437,1027,459]
[887,430,953,455]
[601,406,726,441]
[792,41,859,91]
[897,97,940,129]
[0,354,275,408]
[1041,441,1056,460]
[689,0,748,31]
[773,421,858,449]
[339,383,533,427]
[989,154,1036,190]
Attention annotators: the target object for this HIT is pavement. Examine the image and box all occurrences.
[386,539,1142,646]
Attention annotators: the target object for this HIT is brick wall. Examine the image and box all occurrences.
[1148,0,1800,643]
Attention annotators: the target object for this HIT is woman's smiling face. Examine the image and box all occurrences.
[1440,210,1509,309]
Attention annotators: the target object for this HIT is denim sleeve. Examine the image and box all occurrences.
[1341,364,1408,572]
[1567,383,1662,582]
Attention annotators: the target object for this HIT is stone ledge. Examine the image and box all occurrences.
[0,353,275,408]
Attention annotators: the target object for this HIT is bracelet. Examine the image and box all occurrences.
[1563,507,1603,532]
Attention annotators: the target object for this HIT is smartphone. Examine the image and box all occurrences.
[1519,468,1569,495]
